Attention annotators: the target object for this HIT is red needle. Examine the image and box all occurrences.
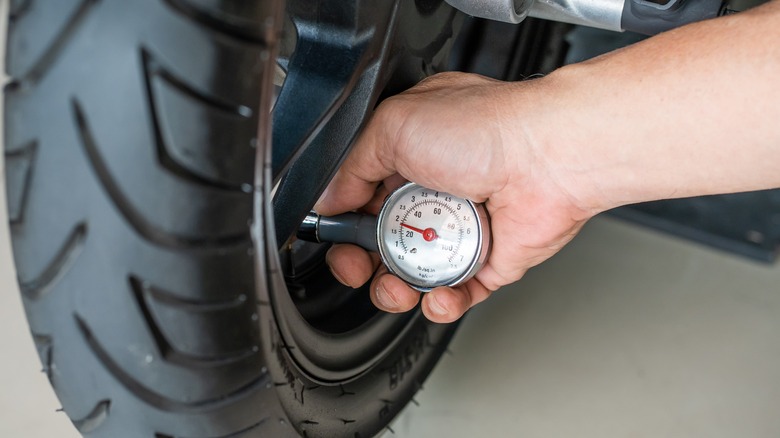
[401,223,437,242]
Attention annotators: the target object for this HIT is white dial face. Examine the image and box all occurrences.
[377,183,483,290]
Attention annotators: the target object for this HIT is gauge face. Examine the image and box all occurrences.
[376,183,490,291]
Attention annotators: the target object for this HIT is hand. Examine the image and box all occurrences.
[315,72,595,323]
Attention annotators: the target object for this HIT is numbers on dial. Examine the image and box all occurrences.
[395,200,463,261]
[377,183,486,290]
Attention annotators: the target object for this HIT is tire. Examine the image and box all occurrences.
[4,0,459,437]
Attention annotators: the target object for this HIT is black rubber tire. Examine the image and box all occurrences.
[4,0,458,437]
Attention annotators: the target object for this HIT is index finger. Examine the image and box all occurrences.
[314,106,400,216]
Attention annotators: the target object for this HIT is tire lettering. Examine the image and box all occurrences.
[387,327,430,390]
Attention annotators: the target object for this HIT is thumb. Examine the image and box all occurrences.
[314,108,400,216]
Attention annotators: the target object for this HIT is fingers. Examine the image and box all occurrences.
[327,242,494,321]
[422,279,494,323]
[370,271,421,313]
[326,244,380,288]
[369,271,496,324]
[327,248,425,313]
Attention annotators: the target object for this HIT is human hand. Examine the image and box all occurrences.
[315,72,596,323]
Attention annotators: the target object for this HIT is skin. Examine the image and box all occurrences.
[314,1,780,323]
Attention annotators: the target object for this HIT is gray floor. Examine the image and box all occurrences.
[394,217,780,437]
[4,1,780,435]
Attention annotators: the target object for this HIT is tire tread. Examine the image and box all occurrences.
[13,0,98,85]
[7,0,280,435]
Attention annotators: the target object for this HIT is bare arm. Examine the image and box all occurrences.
[317,2,780,323]
[531,1,780,213]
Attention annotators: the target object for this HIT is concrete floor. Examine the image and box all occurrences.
[4,1,780,435]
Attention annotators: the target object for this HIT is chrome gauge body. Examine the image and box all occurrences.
[376,183,491,291]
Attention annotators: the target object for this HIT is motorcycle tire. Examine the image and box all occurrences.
[4,0,460,436]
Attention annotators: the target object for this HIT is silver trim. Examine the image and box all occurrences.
[448,199,491,288]
[445,0,625,31]
[445,0,535,24]
[298,211,321,242]
[528,0,624,32]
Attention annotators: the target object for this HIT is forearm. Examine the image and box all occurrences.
[525,1,780,214]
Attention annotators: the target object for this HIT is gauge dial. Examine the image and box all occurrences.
[376,183,490,291]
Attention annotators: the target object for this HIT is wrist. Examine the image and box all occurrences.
[504,67,617,219]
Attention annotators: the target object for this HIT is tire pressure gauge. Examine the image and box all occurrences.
[375,183,490,291]
[299,182,491,291]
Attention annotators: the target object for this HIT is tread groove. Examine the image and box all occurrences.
[32,333,54,382]
[4,140,38,225]
[19,222,87,301]
[161,0,270,45]
[9,0,33,22]
[75,314,269,413]
[129,276,259,368]
[142,48,253,118]
[15,0,99,85]
[338,385,356,397]
[132,274,249,312]
[72,399,110,433]
[140,47,252,193]
[71,98,250,250]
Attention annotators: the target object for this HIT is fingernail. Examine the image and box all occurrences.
[328,265,351,287]
[427,293,448,316]
[375,282,398,310]
[325,249,351,288]
[313,187,330,213]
